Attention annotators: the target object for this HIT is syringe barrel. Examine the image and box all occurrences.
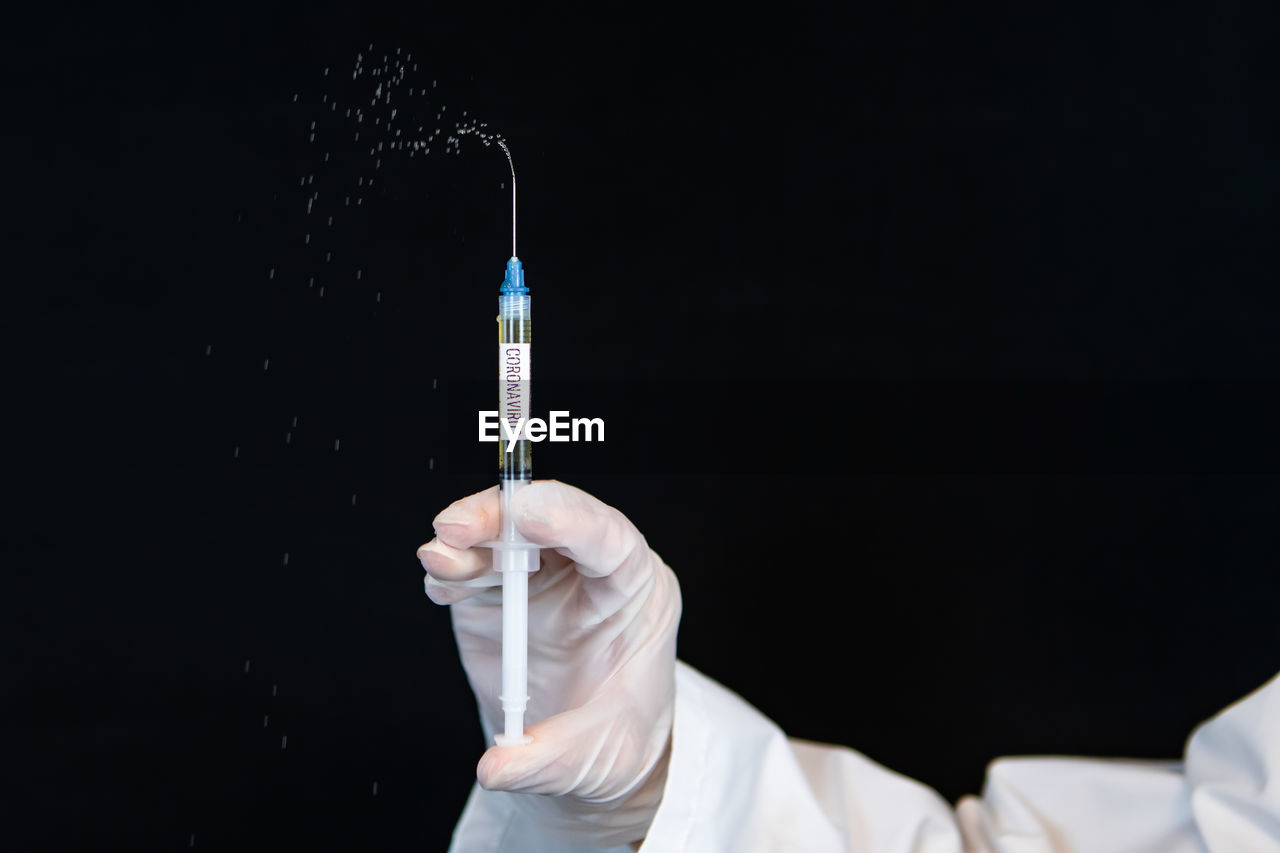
[497,282,531,481]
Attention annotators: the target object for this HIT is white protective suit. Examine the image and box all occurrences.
[422,482,1279,853]
[450,662,1279,852]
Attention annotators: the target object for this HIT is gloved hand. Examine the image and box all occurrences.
[417,480,682,848]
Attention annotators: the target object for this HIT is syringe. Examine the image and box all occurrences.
[488,142,537,746]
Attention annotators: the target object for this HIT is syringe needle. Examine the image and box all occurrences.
[497,139,516,257]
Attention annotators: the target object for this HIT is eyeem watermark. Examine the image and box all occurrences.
[479,410,605,450]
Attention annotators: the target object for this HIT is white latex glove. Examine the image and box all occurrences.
[417,480,681,849]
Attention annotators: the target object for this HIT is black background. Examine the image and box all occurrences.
[6,4,1279,850]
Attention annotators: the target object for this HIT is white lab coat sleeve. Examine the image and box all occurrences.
[451,663,1280,852]
[639,661,964,853]
[640,663,1280,853]
[958,669,1280,852]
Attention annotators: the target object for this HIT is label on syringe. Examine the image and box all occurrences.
[500,343,530,382]
[500,344,531,433]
